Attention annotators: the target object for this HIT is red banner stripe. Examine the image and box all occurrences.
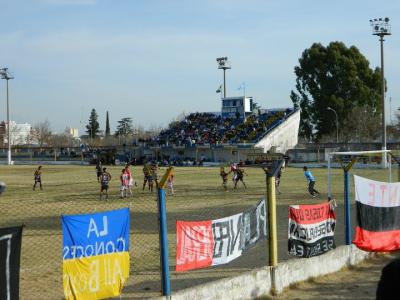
[353,226,400,252]
[175,220,213,272]
[289,202,336,225]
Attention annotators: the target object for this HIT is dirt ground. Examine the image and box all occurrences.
[262,253,399,300]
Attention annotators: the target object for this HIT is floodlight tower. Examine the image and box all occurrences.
[216,57,231,98]
[370,17,391,168]
[0,68,14,165]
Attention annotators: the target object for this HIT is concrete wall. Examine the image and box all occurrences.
[255,110,300,154]
[273,244,371,293]
[151,245,374,300]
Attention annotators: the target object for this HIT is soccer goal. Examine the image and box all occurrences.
[326,149,398,245]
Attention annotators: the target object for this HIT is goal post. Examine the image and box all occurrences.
[327,150,393,245]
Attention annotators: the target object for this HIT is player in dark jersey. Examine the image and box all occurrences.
[99,167,112,200]
[33,166,43,190]
[150,164,159,191]
[95,161,102,182]
[233,167,247,189]
[142,164,152,191]
[220,167,229,191]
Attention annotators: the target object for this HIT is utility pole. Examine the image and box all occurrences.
[370,17,391,168]
[216,57,231,98]
[0,68,14,165]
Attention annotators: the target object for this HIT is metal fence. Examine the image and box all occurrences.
[0,165,162,299]
[2,163,396,299]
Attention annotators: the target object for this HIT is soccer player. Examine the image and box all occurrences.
[230,163,238,183]
[150,163,159,187]
[95,161,102,182]
[276,166,282,194]
[0,181,6,196]
[142,164,152,191]
[33,166,43,190]
[303,166,320,197]
[99,167,112,200]
[120,168,130,198]
[220,167,229,191]
[167,173,175,195]
[125,165,136,196]
[233,167,247,189]
[262,165,282,194]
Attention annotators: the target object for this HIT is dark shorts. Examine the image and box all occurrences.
[97,171,102,177]
[101,184,109,191]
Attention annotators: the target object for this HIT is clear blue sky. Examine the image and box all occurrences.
[1,0,399,134]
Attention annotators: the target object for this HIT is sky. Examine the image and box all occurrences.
[0,0,399,134]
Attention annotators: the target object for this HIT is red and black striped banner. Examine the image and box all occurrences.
[288,202,336,258]
[175,199,267,272]
[353,175,400,251]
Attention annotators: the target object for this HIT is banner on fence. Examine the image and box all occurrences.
[62,208,130,300]
[176,199,267,272]
[288,202,336,258]
[0,226,23,300]
[353,175,400,251]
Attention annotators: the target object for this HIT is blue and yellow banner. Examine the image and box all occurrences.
[62,208,130,300]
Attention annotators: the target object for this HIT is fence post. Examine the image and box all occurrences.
[157,167,173,297]
[342,157,357,245]
[157,187,171,296]
[344,169,351,245]
[267,175,278,266]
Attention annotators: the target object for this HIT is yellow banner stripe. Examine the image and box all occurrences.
[63,252,129,300]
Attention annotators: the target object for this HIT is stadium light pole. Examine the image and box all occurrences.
[370,17,391,168]
[216,57,231,98]
[327,107,339,143]
[1,68,14,165]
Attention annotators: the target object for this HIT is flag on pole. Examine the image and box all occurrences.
[353,175,400,251]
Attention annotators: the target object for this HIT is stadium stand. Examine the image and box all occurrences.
[150,108,295,146]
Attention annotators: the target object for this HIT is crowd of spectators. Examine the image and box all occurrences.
[148,109,293,147]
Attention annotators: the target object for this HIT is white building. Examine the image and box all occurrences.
[221,96,253,119]
[1,121,33,145]
[66,127,79,138]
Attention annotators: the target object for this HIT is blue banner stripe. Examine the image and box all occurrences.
[62,208,130,260]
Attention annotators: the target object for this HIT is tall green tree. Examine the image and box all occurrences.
[291,41,383,141]
[105,111,110,137]
[115,117,133,136]
[86,108,100,139]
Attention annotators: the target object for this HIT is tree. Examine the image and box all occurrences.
[341,106,380,142]
[86,109,100,139]
[105,111,110,137]
[388,108,400,141]
[291,41,383,141]
[115,117,133,136]
[33,120,52,146]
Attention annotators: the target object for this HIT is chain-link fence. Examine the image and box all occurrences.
[0,165,161,299]
[164,166,269,293]
[2,163,398,299]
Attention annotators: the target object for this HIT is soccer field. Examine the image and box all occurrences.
[0,164,395,299]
